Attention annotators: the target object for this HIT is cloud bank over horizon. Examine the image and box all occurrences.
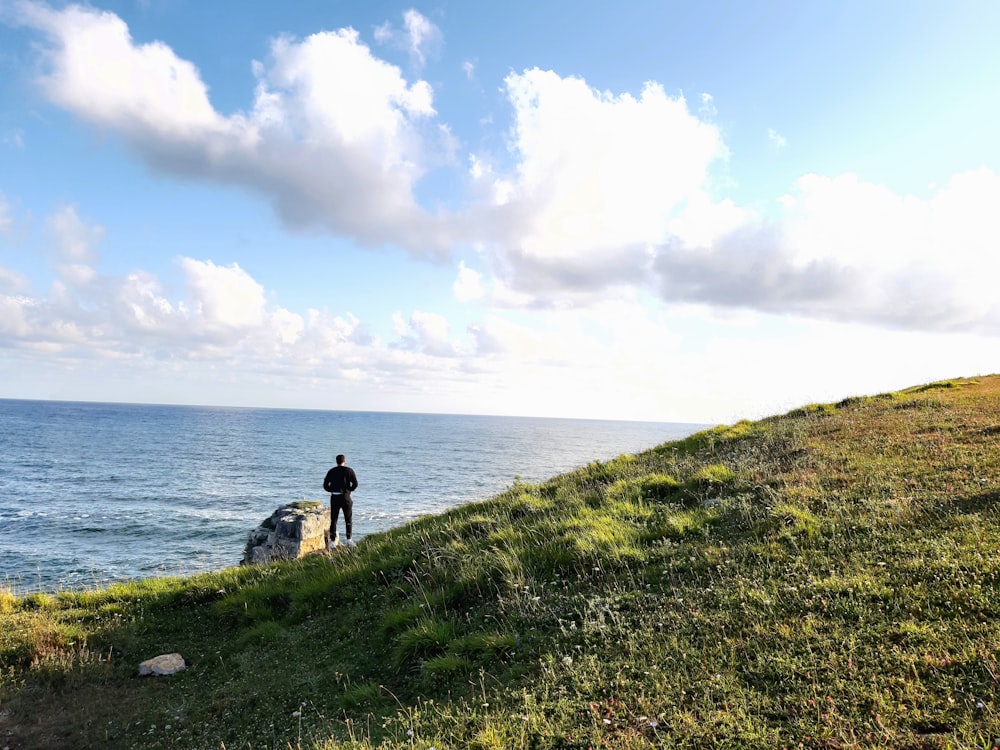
[1,1,998,421]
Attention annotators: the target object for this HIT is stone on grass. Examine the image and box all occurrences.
[139,653,186,676]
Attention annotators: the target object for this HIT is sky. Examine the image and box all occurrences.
[0,1,998,424]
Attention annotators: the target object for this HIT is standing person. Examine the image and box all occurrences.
[323,454,359,548]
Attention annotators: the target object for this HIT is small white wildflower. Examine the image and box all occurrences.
[562,656,573,666]
[406,729,414,737]
[603,718,611,725]
[649,720,658,728]
[977,700,985,709]
[292,711,301,718]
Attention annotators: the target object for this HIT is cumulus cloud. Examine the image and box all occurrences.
[654,222,859,316]
[465,68,1000,334]
[179,258,267,330]
[0,203,473,387]
[470,69,727,300]
[14,2,224,137]
[8,2,1000,339]
[374,9,442,69]
[0,242,410,376]
[392,310,458,356]
[12,1,453,254]
[653,169,1000,333]
[463,71,1000,334]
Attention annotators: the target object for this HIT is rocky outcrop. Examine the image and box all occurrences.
[242,501,330,565]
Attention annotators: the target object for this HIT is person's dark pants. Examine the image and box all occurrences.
[330,493,353,540]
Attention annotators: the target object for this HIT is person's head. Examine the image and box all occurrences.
[336,454,346,466]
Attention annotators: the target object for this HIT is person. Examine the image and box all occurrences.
[323,454,358,548]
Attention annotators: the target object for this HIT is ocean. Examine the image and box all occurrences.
[0,399,705,593]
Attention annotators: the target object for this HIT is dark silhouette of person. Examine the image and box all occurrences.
[323,454,358,547]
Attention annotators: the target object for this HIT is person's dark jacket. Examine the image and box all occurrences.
[323,466,358,496]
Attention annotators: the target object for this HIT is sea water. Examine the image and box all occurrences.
[0,399,705,592]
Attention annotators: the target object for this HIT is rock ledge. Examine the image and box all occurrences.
[242,501,330,565]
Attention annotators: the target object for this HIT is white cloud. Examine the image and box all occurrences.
[462,60,476,80]
[374,9,442,69]
[463,72,1000,336]
[9,2,1000,348]
[115,269,180,334]
[767,128,787,149]
[653,168,1000,333]
[57,263,97,287]
[666,193,750,249]
[178,258,267,330]
[453,262,483,302]
[392,310,457,356]
[16,2,225,139]
[470,69,727,299]
[2,129,24,148]
[468,314,545,358]
[0,294,36,338]
[14,2,453,255]
[403,9,441,67]
[699,93,717,118]
[45,204,104,263]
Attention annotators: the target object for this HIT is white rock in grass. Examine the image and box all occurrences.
[139,653,186,676]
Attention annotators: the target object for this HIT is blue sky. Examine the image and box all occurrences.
[1,0,998,423]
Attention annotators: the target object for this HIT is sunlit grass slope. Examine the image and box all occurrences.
[2,376,999,749]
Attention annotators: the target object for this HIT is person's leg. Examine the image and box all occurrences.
[343,495,353,540]
[330,497,342,543]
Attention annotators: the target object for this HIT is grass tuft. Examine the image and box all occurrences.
[394,618,458,668]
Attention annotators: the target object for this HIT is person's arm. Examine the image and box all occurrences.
[348,468,358,492]
[323,469,334,493]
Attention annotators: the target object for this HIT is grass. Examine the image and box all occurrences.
[2,375,1000,748]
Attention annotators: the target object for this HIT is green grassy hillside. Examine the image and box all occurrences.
[2,376,999,749]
